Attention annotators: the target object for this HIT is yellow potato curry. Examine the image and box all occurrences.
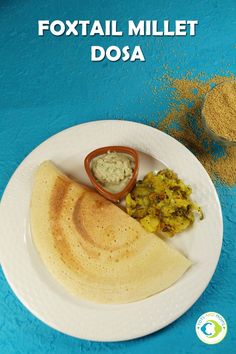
[126,169,203,237]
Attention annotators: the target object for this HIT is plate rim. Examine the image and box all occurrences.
[0,120,223,341]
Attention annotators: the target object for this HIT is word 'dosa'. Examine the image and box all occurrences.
[91,46,145,62]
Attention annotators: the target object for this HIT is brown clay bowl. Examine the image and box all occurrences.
[84,146,139,202]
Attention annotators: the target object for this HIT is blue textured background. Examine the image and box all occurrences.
[0,0,236,353]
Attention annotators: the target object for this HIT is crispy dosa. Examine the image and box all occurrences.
[30,161,192,303]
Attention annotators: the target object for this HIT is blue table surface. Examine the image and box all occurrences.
[0,1,235,353]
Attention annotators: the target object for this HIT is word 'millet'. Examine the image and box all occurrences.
[38,20,198,37]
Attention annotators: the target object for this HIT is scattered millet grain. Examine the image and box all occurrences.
[153,73,236,186]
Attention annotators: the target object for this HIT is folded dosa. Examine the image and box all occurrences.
[31,161,192,303]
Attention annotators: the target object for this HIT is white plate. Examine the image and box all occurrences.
[0,120,223,341]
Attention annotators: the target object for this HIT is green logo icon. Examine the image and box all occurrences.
[195,312,227,344]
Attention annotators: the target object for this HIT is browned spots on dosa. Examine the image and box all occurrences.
[73,191,139,256]
[50,176,70,216]
[49,176,84,273]
[73,193,96,247]
[73,192,122,252]
[52,228,82,272]
[95,198,110,209]
[49,177,139,267]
